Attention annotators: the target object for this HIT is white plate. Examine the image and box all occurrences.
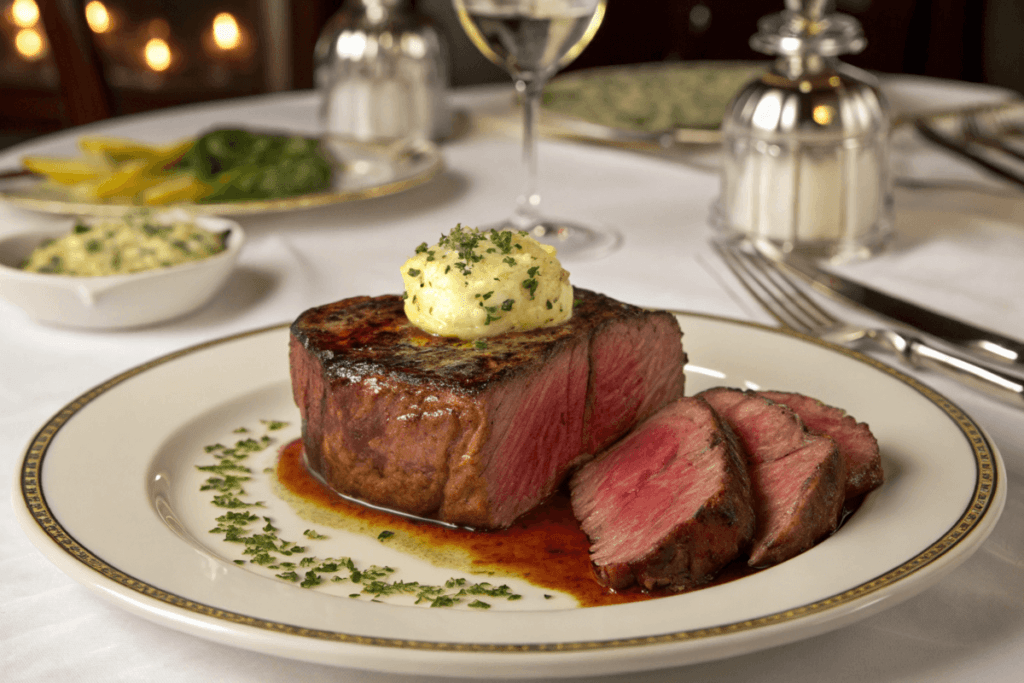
[0,138,443,218]
[14,314,1004,678]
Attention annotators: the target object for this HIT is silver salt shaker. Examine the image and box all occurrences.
[314,0,451,143]
[711,0,893,261]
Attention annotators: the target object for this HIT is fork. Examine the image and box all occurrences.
[712,240,1024,409]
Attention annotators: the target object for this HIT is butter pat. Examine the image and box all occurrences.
[401,225,572,339]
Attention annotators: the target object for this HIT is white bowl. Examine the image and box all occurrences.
[0,216,244,329]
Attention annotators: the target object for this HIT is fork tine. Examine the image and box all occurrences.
[743,247,840,329]
[712,241,807,331]
[712,241,837,335]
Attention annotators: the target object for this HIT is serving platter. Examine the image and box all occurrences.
[14,313,1004,678]
[540,61,769,148]
[0,137,443,218]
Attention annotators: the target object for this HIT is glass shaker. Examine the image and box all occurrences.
[314,0,451,144]
[711,0,893,261]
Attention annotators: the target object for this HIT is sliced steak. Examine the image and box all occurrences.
[289,288,685,529]
[698,387,845,567]
[758,390,883,500]
[570,396,754,592]
[584,306,688,454]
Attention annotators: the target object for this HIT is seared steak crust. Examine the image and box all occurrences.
[292,289,660,390]
[290,288,685,529]
[570,396,755,592]
[698,387,845,568]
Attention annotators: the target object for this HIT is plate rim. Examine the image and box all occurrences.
[0,140,444,218]
[15,313,1004,659]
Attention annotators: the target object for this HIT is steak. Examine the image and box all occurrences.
[758,390,883,500]
[698,387,845,567]
[570,396,755,592]
[289,288,685,529]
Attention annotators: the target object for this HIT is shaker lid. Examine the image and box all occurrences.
[750,0,866,58]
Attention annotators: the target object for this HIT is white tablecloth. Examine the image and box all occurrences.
[3,77,1024,682]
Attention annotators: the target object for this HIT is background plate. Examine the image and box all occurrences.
[541,61,769,147]
[0,137,443,217]
[14,314,1004,678]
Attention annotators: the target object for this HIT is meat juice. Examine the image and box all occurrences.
[275,439,861,607]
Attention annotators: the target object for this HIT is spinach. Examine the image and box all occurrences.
[175,128,334,202]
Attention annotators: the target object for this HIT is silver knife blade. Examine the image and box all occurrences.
[762,245,1024,371]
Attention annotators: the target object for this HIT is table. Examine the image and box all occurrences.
[3,77,1024,683]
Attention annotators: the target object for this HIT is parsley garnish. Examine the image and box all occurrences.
[197,419,524,609]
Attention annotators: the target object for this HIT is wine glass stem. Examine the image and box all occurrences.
[514,76,544,230]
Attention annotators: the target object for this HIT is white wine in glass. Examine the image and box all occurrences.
[453,0,620,260]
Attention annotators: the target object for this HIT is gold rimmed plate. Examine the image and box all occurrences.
[13,313,1004,677]
[0,137,443,218]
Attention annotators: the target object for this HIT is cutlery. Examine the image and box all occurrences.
[755,241,1024,373]
[915,101,1024,189]
[713,240,1024,409]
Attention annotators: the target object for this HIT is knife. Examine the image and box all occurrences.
[764,246,1024,372]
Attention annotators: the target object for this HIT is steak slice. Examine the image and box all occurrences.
[758,390,883,500]
[289,288,685,529]
[698,387,845,568]
[570,396,754,592]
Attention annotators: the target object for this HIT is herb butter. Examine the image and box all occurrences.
[401,225,572,339]
[21,213,228,276]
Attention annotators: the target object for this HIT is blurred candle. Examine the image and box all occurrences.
[11,0,39,28]
[212,12,241,51]
[14,26,45,60]
[144,37,171,71]
[85,1,111,33]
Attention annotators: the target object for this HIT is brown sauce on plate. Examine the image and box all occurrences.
[275,439,861,607]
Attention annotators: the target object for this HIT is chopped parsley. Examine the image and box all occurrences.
[197,419,524,609]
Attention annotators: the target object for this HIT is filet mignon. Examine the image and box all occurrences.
[289,288,685,529]
[570,396,755,592]
[698,387,845,567]
[758,390,883,500]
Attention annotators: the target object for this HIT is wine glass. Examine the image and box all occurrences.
[453,0,620,260]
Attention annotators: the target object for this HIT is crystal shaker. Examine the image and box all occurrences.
[314,0,451,143]
[712,0,893,261]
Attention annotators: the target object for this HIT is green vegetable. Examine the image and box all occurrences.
[175,128,334,202]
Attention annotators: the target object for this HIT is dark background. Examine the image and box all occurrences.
[1,0,1022,150]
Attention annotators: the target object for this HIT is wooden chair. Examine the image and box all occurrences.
[35,0,116,126]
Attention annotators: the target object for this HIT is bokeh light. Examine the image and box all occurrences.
[144,37,171,71]
[85,1,112,33]
[212,12,240,50]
